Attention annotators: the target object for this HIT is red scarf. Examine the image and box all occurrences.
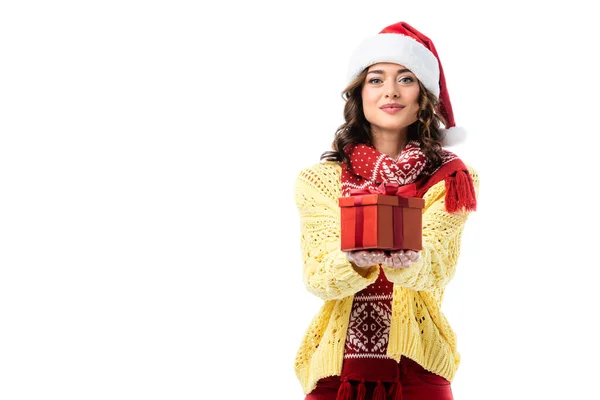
[341,140,477,213]
[335,141,476,400]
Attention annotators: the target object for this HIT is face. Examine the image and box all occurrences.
[361,63,420,135]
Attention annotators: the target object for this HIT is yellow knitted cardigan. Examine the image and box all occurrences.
[293,160,480,395]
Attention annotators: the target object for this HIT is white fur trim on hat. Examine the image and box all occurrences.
[440,126,467,147]
[347,33,440,97]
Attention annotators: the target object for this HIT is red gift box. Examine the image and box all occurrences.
[338,182,425,251]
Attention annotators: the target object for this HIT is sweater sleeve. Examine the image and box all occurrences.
[294,163,380,300]
[382,166,480,291]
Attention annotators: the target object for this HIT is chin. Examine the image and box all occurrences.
[373,121,412,132]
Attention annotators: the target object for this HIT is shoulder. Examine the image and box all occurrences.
[297,160,341,174]
[295,160,341,182]
[294,161,342,200]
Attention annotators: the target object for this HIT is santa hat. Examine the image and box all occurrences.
[347,21,466,147]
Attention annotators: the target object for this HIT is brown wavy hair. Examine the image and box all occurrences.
[320,67,448,175]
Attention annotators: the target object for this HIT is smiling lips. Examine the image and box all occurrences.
[380,103,405,114]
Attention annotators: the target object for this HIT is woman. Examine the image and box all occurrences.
[293,22,479,400]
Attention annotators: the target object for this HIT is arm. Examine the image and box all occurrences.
[382,166,480,291]
[294,164,380,300]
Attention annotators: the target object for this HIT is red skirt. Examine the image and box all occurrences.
[305,356,453,400]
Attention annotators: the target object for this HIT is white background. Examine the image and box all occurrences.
[1,1,599,399]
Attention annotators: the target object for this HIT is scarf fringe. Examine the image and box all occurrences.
[333,378,402,399]
[393,381,403,400]
[356,379,366,400]
[336,378,353,400]
[444,169,477,213]
[373,380,386,400]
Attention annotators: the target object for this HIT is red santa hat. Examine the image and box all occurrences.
[347,21,466,147]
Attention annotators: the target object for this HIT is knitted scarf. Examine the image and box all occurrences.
[336,140,477,400]
[341,140,477,212]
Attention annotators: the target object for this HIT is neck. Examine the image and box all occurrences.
[371,128,408,160]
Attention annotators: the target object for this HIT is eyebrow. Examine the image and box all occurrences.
[367,68,412,75]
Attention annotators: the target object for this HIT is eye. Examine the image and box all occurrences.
[368,78,383,84]
[399,76,414,83]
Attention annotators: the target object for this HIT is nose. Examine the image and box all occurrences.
[385,81,399,98]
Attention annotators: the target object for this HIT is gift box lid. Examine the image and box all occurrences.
[339,194,425,209]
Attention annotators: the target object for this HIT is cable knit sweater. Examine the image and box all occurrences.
[293,160,480,395]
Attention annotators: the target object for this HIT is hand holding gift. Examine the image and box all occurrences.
[382,249,420,268]
[346,249,386,269]
[346,249,421,269]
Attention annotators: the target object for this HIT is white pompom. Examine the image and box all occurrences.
[440,126,467,147]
